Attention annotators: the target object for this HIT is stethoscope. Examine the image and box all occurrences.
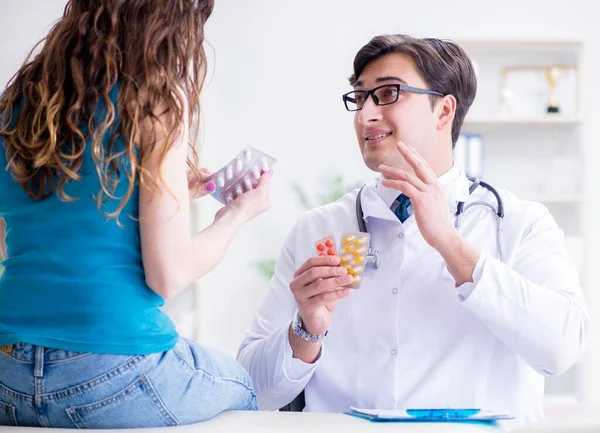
[356,177,506,269]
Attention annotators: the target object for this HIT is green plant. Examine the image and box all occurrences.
[254,175,362,281]
[255,258,276,281]
[290,175,363,211]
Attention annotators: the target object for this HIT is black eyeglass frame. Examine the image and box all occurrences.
[342,84,445,111]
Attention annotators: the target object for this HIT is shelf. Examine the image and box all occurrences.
[464,116,581,126]
[453,39,583,56]
[453,38,583,48]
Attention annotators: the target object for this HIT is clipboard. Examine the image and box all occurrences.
[345,407,514,423]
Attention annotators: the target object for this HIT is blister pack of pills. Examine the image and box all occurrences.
[339,232,370,289]
[313,232,371,289]
[315,235,337,257]
[207,146,277,205]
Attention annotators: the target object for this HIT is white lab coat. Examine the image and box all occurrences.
[237,165,589,430]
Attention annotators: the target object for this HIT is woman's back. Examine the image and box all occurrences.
[0,0,271,427]
[0,88,177,355]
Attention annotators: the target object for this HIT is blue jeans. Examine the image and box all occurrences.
[0,338,257,428]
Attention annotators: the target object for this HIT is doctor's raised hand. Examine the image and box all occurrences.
[379,141,480,286]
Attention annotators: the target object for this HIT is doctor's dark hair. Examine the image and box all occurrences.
[349,34,477,148]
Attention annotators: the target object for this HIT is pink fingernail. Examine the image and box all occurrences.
[206,182,216,192]
[268,169,274,177]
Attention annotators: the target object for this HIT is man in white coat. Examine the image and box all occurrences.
[237,34,589,429]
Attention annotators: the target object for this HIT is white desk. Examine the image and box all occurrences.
[2,408,599,432]
[514,406,600,433]
[0,411,502,433]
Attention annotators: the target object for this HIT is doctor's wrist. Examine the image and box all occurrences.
[438,234,480,286]
[434,230,463,257]
[293,310,329,341]
[289,318,324,365]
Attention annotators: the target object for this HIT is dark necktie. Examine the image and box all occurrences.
[394,194,411,223]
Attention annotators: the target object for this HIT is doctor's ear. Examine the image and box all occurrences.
[436,94,456,131]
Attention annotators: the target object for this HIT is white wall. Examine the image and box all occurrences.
[2,0,599,404]
[0,1,66,88]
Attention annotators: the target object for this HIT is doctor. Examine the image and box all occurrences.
[237,34,589,429]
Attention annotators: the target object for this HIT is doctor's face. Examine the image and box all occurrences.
[352,53,440,172]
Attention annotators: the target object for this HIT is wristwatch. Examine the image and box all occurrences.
[292,310,328,343]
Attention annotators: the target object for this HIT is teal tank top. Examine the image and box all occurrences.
[0,88,178,355]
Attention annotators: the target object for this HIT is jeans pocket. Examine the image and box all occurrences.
[0,401,17,427]
[65,375,177,429]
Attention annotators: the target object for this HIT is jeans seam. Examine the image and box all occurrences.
[172,346,197,372]
[40,355,146,402]
[65,404,83,428]
[143,375,179,426]
[172,347,221,382]
[64,375,178,428]
[0,382,33,403]
[171,347,254,393]
[46,353,92,364]
[0,401,18,426]
[0,351,93,364]
[0,352,31,364]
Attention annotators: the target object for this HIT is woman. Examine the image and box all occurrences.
[0,0,270,428]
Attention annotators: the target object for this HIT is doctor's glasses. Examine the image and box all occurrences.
[342,83,445,111]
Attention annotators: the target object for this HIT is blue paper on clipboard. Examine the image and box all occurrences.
[346,407,513,423]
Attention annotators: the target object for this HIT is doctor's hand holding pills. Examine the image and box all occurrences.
[287,255,353,363]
